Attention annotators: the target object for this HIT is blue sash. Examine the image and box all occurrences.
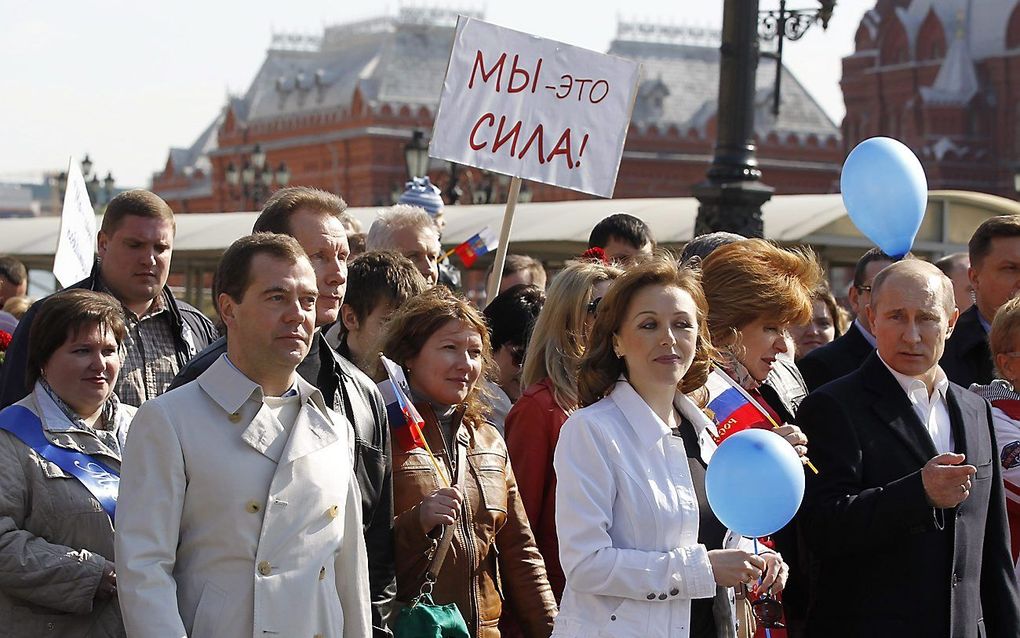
[0,405,119,521]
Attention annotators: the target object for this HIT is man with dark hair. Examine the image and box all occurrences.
[0,256,27,307]
[941,215,1020,386]
[934,252,973,313]
[0,189,217,408]
[485,254,547,296]
[587,212,654,265]
[798,260,1020,636]
[482,283,546,432]
[798,247,897,391]
[326,251,427,375]
[117,233,370,637]
[170,186,396,637]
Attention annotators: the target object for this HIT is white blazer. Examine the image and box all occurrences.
[115,354,370,638]
[552,380,718,638]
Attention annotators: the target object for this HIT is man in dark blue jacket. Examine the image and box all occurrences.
[0,190,216,408]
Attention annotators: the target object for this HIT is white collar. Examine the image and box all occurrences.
[877,353,950,401]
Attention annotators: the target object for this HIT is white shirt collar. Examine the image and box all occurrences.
[877,353,950,402]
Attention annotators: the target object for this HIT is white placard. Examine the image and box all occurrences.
[430,17,641,199]
[53,158,97,287]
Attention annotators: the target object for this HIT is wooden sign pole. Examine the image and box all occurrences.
[485,176,522,304]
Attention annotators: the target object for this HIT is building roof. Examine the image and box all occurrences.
[165,11,841,178]
[895,0,1018,62]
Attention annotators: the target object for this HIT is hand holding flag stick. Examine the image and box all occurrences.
[378,355,450,487]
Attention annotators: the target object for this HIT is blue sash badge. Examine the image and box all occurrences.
[0,405,119,521]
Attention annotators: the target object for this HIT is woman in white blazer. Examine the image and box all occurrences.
[552,257,788,638]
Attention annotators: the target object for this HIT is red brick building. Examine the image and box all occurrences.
[842,0,1020,198]
[152,9,841,212]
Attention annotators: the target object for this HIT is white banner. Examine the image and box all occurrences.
[430,17,641,198]
[53,158,97,287]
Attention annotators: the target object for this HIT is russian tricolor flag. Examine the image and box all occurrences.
[378,355,427,451]
[704,367,772,442]
[453,226,498,267]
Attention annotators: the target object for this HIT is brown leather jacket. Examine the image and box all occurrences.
[393,402,556,638]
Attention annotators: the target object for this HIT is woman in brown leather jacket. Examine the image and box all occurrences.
[379,286,557,638]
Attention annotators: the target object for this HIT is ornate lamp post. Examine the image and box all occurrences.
[224,144,291,211]
[694,1,835,238]
[55,153,116,213]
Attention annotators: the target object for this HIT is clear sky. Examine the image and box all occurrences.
[0,0,873,188]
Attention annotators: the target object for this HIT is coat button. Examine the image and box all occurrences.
[229,412,241,423]
[258,560,272,576]
[319,566,326,581]
[245,501,261,513]
[658,593,667,600]
[952,572,960,586]
[647,593,656,600]
[610,615,617,621]
[46,623,55,631]
[670,588,679,596]
[327,505,339,519]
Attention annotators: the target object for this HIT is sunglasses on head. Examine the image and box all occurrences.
[587,297,602,315]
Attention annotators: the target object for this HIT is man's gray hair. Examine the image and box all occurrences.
[366,205,439,252]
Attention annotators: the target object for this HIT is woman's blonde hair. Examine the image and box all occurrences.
[578,255,716,407]
[521,259,623,412]
[378,286,497,425]
[990,296,1020,373]
[701,238,822,353]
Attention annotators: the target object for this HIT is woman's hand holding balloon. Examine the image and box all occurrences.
[708,549,766,587]
[755,551,789,594]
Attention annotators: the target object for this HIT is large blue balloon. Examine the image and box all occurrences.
[706,429,805,538]
[840,136,928,258]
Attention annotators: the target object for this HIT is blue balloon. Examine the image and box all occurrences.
[840,136,928,258]
[706,429,805,538]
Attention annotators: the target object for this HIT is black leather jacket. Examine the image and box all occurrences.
[170,331,396,637]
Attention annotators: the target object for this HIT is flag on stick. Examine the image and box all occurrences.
[451,226,498,267]
[377,354,449,486]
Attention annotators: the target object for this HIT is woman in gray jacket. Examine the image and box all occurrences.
[0,290,132,637]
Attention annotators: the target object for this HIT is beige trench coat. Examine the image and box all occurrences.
[115,354,370,638]
[0,384,135,637]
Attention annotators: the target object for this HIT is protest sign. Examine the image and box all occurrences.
[430,17,640,198]
[53,158,97,288]
[430,17,640,300]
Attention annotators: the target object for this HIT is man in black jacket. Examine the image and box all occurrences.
[797,248,895,391]
[941,214,1020,387]
[0,190,217,408]
[799,261,1020,637]
[170,186,395,637]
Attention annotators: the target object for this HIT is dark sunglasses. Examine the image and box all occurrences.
[586,297,603,315]
[509,345,526,367]
[749,590,785,629]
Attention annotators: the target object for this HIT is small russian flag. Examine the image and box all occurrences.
[453,227,499,268]
[378,355,427,451]
[704,367,772,442]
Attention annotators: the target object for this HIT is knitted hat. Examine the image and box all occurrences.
[397,177,444,217]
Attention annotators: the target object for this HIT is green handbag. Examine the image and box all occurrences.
[393,436,470,638]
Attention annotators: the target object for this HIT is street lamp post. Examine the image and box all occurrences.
[693,0,773,238]
[55,153,116,213]
[224,144,291,211]
[694,1,835,237]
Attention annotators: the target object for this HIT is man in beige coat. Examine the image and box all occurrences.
[115,233,370,638]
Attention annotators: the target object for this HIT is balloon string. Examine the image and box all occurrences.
[753,538,772,638]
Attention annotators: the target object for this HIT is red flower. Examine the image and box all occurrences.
[579,246,609,264]
[0,330,11,351]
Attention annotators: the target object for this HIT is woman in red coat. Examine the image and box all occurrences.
[503,259,621,601]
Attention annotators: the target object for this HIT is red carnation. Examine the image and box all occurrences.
[579,246,609,264]
[0,330,11,351]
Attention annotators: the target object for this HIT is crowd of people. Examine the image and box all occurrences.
[0,181,1018,638]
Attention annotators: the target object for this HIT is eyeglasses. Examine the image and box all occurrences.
[587,297,603,315]
[509,345,526,367]
[855,285,872,293]
[748,590,786,629]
